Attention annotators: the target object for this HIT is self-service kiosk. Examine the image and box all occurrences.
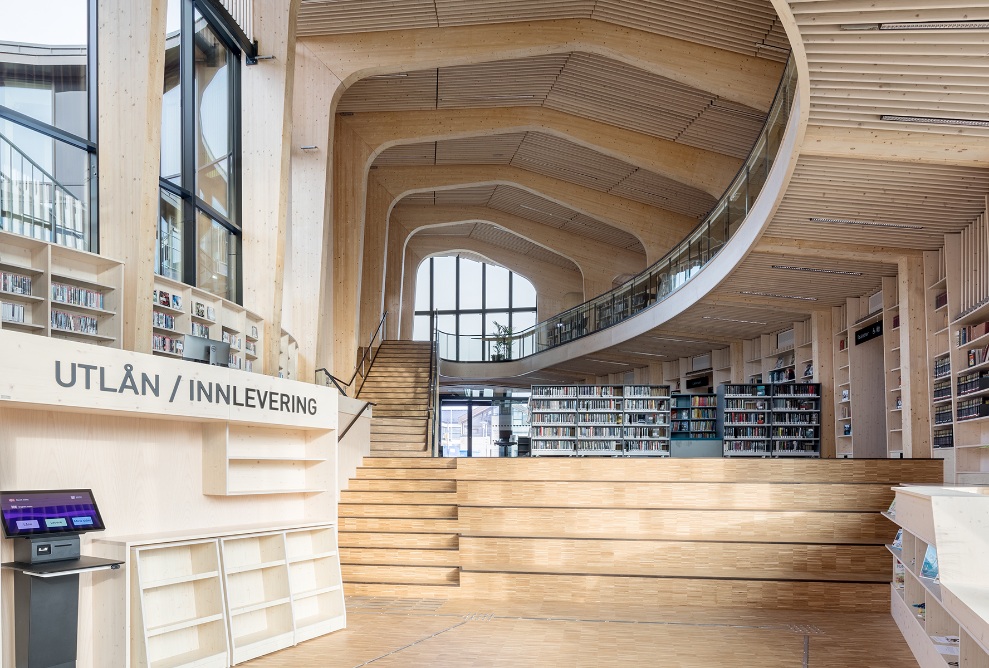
[1,490,123,668]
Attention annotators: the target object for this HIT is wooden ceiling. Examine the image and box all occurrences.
[340,52,767,160]
[409,221,581,271]
[374,132,717,218]
[298,0,789,64]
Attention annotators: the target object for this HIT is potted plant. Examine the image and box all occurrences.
[491,321,514,361]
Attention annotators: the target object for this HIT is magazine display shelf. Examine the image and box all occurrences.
[886,486,989,668]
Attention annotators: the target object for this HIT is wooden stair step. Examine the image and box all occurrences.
[370,417,430,426]
[342,565,459,586]
[340,491,456,506]
[369,441,428,452]
[338,532,459,550]
[347,479,457,492]
[340,547,460,568]
[340,517,459,533]
[370,426,427,436]
[361,457,454,468]
[339,504,457,519]
[355,467,458,480]
[369,450,431,458]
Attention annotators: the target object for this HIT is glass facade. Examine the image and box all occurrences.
[0,0,97,250]
[413,255,538,361]
[157,0,242,302]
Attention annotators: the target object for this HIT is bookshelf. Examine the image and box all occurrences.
[718,384,771,457]
[0,229,123,346]
[771,383,822,457]
[202,424,332,496]
[671,393,718,439]
[711,346,733,387]
[832,292,889,459]
[152,275,265,373]
[279,329,298,380]
[924,248,954,461]
[284,527,346,642]
[622,385,671,456]
[886,486,989,668]
[882,276,904,458]
[529,385,671,456]
[132,539,229,668]
[944,213,989,483]
[742,319,816,386]
[544,311,587,347]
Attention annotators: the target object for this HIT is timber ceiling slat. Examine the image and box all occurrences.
[413,222,477,236]
[432,186,498,207]
[372,143,436,166]
[611,169,715,219]
[437,54,570,108]
[435,134,527,164]
[466,224,580,270]
[510,133,637,192]
[337,70,438,113]
[297,0,437,36]
[434,0,595,26]
[560,213,644,252]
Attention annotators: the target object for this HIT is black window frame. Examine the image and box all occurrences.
[0,0,100,252]
[157,0,246,304]
[413,255,538,359]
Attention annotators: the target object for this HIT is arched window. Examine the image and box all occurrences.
[412,255,537,359]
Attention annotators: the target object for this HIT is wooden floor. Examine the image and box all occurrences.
[243,595,917,667]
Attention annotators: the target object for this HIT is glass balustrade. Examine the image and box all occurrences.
[436,57,797,362]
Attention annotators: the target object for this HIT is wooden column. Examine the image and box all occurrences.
[97,0,167,353]
[382,218,410,340]
[400,245,420,338]
[289,43,340,380]
[241,0,300,375]
[357,175,394,346]
[331,119,374,377]
[812,309,836,459]
[898,255,932,458]
[730,341,745,383]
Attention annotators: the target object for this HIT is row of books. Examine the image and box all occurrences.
[626,413,666,425]
[154,288,182,310]
[672,395,716,407]
[672,408,717,419]
[192,301,216,322]
[965,343,989,368]
[773,398,819,411]
[1,302,25,323]
[578,426,624,438]
[724,412,767,424]
[933,428,954,448]
[956,320,989,346]
[725,440,770,453]
[531,414,575,424]
[531,440,670,454]
[724,398,769,410]
[152,311,175,330]
[576,399,623,411]
[532,426,572,437]
[773,427,818,438]
[52,282,104,310]
[722,383,820,397]
[51,309,98,335]
[624,386,669,397]
[530,400,576,411]
[153,333,184,355]
[774,414,820,425]
[1,271,32,295]
[624,427,669,439]
[933,379,952,401]
[191,322,210,338]
[957,371,989,397]
[933,354,951,378]
[723,426,769,438]
[677,420,716,432]
[624,399,668,410]
[957,397,989,421]
[578,413,626,424]
[934,405,953,425]
[221,331,243,349]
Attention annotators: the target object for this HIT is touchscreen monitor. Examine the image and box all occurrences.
[1,490,106,538]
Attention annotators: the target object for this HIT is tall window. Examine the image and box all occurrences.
[413,255,538,359]
[0,0,98,251]
[158,0,242,302]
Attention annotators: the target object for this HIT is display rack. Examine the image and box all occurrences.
[529,385,671,456]
[771,383,822,457]
[882,276,904,457]
[0,229,123,346]
[152,275,265,373]
[886,486,989,668]
[717,384,771,457]
[671,393,717,439]
[284,527,346,642]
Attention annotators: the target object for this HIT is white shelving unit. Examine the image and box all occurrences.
[285,527,346,642]
[622,385,671,456]
[132,539,229,668]
[220,532,296,664]
[718,384,772,457]
[886,486,989,668]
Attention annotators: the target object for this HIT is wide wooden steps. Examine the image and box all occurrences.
[340,457,460,591]
[339,456,944,610]
[358,341,433,458]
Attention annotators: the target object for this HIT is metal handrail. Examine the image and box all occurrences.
[315,311,387,395]
[434,55,797,363]
[338,401,375,441]
[427,313,440,456]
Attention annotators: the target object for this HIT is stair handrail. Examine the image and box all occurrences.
[427,312,440,457]
[315,311,387,396]
[338,400,375,441]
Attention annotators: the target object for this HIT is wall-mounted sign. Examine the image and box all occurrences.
[686,375,709,389]
[855,320,883,345]
[0,330,336,430]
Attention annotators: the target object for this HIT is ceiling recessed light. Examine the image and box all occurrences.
[839,23,881,30]
[772,264,863,276]
[810,217,925,230]
[881,20,989,30]
[880,114,989,128]
[366,73,410,79]
[740,291,818,301]
[585,359,631,366]
[702,316,769,325]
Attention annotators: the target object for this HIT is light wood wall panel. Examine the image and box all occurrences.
[458,506,895,543]
[459,537,888,581]
[458,480,894,511]
[458,572,890,612]
[454,457,944,482]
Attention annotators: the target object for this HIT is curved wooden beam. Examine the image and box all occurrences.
[302,18,783,112]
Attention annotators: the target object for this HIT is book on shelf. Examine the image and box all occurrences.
[51,309,98,335]
[152,334,184,355]
[841,389,849,402]
[775,356,785,369]
[886,498,896,519]
[957,321,989,346]
[802,362,814,379]
[967,344,989,367]
[152,311,175,330]
[894,560,905,588]
[191,322,210,338]
[957,397,989,421]
[921,544,939,580]
[52,282,104,310]
[843,423,851,436]
[892,528,903,549]
[1,302,26,324]
[934,292,948,309]
[1,270,32,295]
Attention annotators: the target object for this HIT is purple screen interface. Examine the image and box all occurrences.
[1,491,104,536]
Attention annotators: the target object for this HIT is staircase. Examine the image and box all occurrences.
[339,457,461,594]
[357,340,433,458]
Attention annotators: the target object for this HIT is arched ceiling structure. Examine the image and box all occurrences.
[296,0,989,384]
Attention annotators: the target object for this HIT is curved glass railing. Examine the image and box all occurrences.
[436,56,797,363]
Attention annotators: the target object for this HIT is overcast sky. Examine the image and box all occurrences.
[0,1,89,45]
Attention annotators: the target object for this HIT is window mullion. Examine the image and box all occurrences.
[180,0,197,289]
